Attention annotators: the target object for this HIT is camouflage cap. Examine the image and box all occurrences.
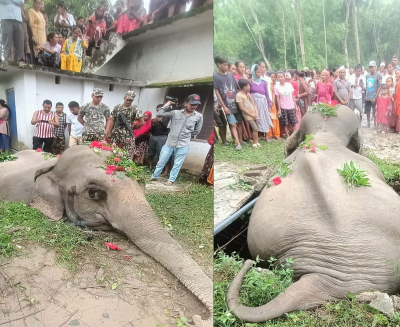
[125,91,136,100]
[92,88,104,96]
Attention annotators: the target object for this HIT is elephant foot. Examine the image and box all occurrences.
[191,315,212,327]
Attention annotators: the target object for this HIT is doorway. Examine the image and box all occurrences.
[6,88,18,151]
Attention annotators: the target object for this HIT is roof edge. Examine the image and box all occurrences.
[145,76,213,88]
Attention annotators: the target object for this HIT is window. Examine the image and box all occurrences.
[55,76,61,84]
[109,84,114,91]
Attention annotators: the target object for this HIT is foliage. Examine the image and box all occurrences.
[277,161,293,177]
[214,0,400,70]
[299,134,329,152]
[229,179,253,191]
[367,152,400,184]
[0,151,17,163]
[307,103,338,120]
[337,161,371,191]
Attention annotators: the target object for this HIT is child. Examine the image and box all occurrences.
[376,84,392,134]
[386,76,395,102]
[51,102,67,155]
[236,79,260,148]
[75,16,86,34]
[67,101,84,147]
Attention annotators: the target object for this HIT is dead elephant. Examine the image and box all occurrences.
[227,105,400,322]
[0,145,212,327]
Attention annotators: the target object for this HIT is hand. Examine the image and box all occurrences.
[164,101,175,107]
[372,98,376,103]
[223,106,230,115]
[48,120,54,125]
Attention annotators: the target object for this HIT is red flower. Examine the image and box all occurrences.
[309,140,314,144]
[114,158,121,162]
[117,167,125,171]
[272,177,282,186]
[124,256,131,260]
[111,179,115,182]
[107,165,118,171]
[104,242,121,251]
[106,169,114,175]
[102,146,112,151]
[324,117,328,121]
[36,148,42,152]
[57,154,61,158]
[303,145,307,149]
[311,146,316,152]
[90,141,104,148]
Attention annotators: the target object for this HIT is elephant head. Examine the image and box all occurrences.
[29,145,212,326]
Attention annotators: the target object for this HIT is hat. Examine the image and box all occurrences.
[284,72,291,79]
[125,90,136,100]
[368,61,377,67]
[380,62,386,67]
[187,94,201,105]
[304,67,309,71]
[92,88,104,96]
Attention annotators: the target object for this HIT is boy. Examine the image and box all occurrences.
[214,54,244,151]
[365,61,382,128]
[51,102,67,154]
[236,79,260,148]
[67,101,84,147]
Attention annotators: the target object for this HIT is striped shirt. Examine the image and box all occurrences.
[35,111,55,138]
[54,112,67,136]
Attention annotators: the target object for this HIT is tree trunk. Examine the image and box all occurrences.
[351,0,361,63]
[323,0,327,67]
[293,0,306,68]
[343,0,350,68]
[281,7,287,70]
[292,21,298,69]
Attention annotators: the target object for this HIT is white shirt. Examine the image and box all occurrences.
[54,12,75,27]
[66,113,83,137]
[348,74,366,100]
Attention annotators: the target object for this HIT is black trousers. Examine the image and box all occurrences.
[33,136,54,153]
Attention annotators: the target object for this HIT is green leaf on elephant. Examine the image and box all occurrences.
[111,282,117,290]
[318,145,328,150]
[117,173,124,179]
[93,148,101,154]
[44,155,49,160]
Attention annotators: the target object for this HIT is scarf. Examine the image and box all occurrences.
[251,64,262,85]
[65,37,83,60]
[134,111,152,137]
[395,79,400,115]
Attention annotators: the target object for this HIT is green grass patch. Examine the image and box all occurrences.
[214,252,400,327]
[367,152,400,184]
[0,201,110,268]
[214,139,285,167]
[337,161,371,191]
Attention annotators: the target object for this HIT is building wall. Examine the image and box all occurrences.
[137,88,167,115]
[96,22,213,84]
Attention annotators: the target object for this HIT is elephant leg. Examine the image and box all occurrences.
[227,260,341,323]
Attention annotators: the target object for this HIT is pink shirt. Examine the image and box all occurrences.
[274,82,295,110]
[316,81,333,104]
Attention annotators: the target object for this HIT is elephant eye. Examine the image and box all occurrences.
[87,185,107,201]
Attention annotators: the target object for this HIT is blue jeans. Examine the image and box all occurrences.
[151,145,189,182]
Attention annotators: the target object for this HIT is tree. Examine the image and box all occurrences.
[293,0,306,68]
[351,0,361,63]
[280,2,288,70]
[322,0,328,67]
[343,0,351,67]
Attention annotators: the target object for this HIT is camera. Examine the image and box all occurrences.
[166,96,179,103]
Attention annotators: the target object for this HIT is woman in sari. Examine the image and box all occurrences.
[28,0,46,61]
[85,6,106,49]
[391,69,400,132]
[117,0,147,34]
[60,28,85,72]
[133,111,152,164]
[267,72,280,139]
[0,100,10,152]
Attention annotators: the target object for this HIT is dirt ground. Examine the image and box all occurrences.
[0,232,211,327]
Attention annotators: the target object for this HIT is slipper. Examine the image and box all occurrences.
[150,177,157,181]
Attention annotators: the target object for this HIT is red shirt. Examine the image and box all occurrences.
[290,81,299,97]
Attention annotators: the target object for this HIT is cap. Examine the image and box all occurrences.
[304,67,309,71]
[368,61,377,67]
[284,72,291,79]
[125,90,136,100]
[380,62,386,67]
[92,88,104,96]
[187,94,201,105]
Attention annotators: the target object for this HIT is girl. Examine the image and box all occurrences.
[274,71,297,138]
[54,1,75,38]
[386,76,395,102]
[234,60,247,81]
[60,28,86,72]
[245,67,251,79]
[249,64,273,142]
[375,84,392,134]
[228,63,237,75]
[266,72,280,139]
[85,6,106,49]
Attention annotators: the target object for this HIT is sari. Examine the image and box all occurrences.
[133,111,152,164]
[117,2,147,34]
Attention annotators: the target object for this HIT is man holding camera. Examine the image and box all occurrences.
[151,94,203,186]
[106,91,142,157]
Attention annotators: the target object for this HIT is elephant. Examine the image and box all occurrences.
[0,145,212,327]
[227,105,400,322]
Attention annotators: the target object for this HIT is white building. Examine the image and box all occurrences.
[0,4,213,174]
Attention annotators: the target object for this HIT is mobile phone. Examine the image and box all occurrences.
[41,120,49,123]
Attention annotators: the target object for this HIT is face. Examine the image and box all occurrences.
[339,70,346,79]
[229,65,237,75]
[259,63,266,75]
[381,87,388,95]
[92,94,103,105]
[123,96,134,107]
[333,69,339,78]
[143,113,150,121]
[218,62,228,73]
[77,18,85,26]
[254,68,262,79]
[58,35,64,44]
[237,63,245,74]
[321,71,328,82]
[185,102,198,113]
[43,103,52,112]
[285,74,290,81]
[387,64,394,74]
[245,68,251,76]
[56,105,64,113]
[349,68,354,74]
[355,68,361,76]
[50,34,58,43]
[96,8,104,17]
[313,70,318,79]
[34,0,42,10]
[386,78,393,87]
[380,66,386,73]
[277,73,285,83]
[101,2,108,12]
[396,70,400,82]
[243,84,250,92]
[72,30,79,39]
[70,107,80,115]
[393,58,399,66]
[270,74,277,83]
[369,66,376,73]
[116,1,123,10]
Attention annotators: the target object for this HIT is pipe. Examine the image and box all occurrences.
[214,197,259,235]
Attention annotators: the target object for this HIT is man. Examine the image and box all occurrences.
[346,67,354,81]
[379,62,386,77]
[106,91,141,157]
[214,55,243,151]
[51,102,67,154]
[151,94,203,186]
[365,61,382,128]
[333,67,351,106]
[0,0,25,64]
[67,101,83,147]
[392,55,399,70]
[31,100,60,152]
[78,88,111,143]
[383,62,395,85]
[348,64,365,122]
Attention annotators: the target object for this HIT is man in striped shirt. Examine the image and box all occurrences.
[51,102,67,155]
[31,100,60,152]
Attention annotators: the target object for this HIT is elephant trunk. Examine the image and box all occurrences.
[108,193,213,325]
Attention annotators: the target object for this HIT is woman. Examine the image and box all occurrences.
[100,1,116,32]
[54,1,75,38]
[61,28,85,72]
[133,111,152,164]
[391,69,400,132]
[86,6,106,49]
[21,3,31,63]
[316,69,333,104]
[275,71,297,138]
[38,33,61,68]
[267,72,280,139]
[117,0,147,34]
[286,71,302,133]
[245,66,251,79]
[0,100,10,152]
[234,60,247,81]
[114,0,126,24]
[249,64,273,142]
[330,67,339,83]
[228,63,237,75]
[199,130,215,188]
[297,70,311,116]
[28,0,46,61]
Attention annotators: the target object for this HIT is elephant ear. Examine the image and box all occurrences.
[30,168,64,221]
[285,129,303,157]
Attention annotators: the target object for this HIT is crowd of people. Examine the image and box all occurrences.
[0,0,212,72]
[0,89,206,186]
[213,54,400,150]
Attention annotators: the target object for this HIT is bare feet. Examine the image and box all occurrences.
[150,177,157,181]
[165,181,173,186]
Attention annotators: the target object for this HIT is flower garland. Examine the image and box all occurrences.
[307,103,338,120]
[299,134,328,152]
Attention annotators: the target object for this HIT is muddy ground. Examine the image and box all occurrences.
[0,231,210,327]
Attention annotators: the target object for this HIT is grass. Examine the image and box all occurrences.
[337,161,371,191]
[214,251,400,327]
[367,152,400,184]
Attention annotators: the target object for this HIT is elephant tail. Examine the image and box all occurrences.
[227,260,335,323]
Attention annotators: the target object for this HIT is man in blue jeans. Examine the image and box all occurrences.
[151,94,203,186]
